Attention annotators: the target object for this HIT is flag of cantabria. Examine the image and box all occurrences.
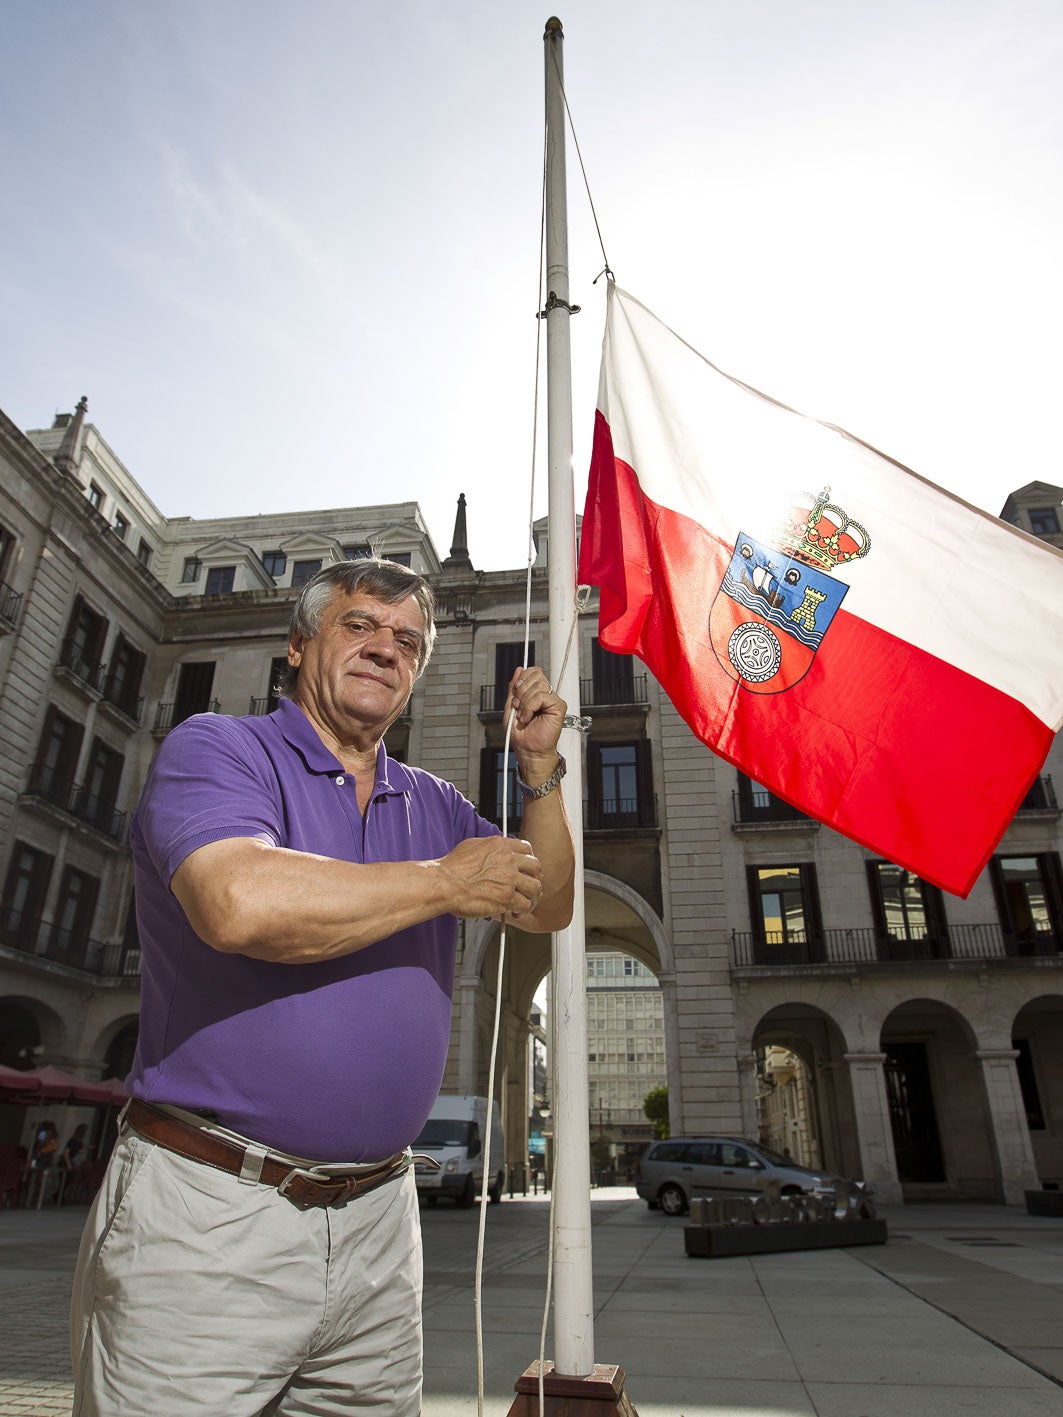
[576,284,1063,897]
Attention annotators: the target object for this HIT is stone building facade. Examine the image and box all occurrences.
[1,398,1060,1207]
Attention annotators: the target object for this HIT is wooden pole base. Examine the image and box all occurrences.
[507,1361,639,1417]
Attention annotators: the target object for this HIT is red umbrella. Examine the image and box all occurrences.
[17,1066,129,1106]
[0,1064,42,1100]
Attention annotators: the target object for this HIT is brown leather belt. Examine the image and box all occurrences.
[125,1099,410,1210]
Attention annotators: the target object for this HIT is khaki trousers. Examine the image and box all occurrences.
[71,1130,423,1416]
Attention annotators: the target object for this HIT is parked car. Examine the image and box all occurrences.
[634,1136,848,1216]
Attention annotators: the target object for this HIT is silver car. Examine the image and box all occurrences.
[634,1136,846,1216]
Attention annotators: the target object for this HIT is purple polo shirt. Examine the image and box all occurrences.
[127,698,498,1161]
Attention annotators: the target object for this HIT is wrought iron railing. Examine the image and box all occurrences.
[579,675,649,708]
[0,578,21,627]
[24,766,126,842]
[732,789,811,824]
[153,700,221,733]
[0,907,141,977]
[58,638,104,692]
[584,795,659,831]
[1019,775,1058,812]
[731,922,1061,968]
[100,673,144,724]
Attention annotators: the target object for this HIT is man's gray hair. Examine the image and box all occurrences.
[276,558,436,699]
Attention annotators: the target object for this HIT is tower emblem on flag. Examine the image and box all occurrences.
[709,489,871,694]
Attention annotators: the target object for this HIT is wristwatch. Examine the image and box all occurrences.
[517,754,567,801]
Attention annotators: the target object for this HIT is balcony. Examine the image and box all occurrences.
[731,922,1062,970]
[56,638,104,695]
[100,673,144,726]
[0,907,141,978]
[249,696,274,716]
[584,795,659,833]
[23,766,127,843]
[732,786,816,830]
[153,700,220,734]
[0,578,21,631]
[579,675,649,711]
[1018,775,1059,815]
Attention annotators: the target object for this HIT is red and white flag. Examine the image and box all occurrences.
[577,285,1063,896]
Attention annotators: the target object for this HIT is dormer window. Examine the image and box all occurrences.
[291,559,322,588]
[206,566,236,595]
[262,551,287,579]
[1030,507,1061,536]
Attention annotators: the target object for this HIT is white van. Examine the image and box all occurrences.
[413,1094,505,1207]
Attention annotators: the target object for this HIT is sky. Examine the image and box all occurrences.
[2,0,1062,571]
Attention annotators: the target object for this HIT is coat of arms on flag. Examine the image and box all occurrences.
[709,489,871,694]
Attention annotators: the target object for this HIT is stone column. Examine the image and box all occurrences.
[738,1052,759,1140]
[975,1048,1039,1205]
[456,977,481,1095]
[843,1052,902,1205]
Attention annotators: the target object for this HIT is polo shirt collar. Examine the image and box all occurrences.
[274,697,412,797]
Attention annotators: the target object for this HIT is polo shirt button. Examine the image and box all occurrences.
[335,775,345,786]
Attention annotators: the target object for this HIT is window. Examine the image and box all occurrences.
[291,559,322,588]
[343,544,372,560]
[746,864,823,963]
[479,748,523,833]
[51,866,100,949]
[206,566,236,596]
[496,640,535,708]
[735,772,808,823]
[1029,507,1061,536]
[990,854,1063,955]
[113,512,129,540]
[0,522,14,581]
[1,842,54,948]
[81,738,124,831]
[866,862,949,959]
[104,636,146,718]
[63,595,107,682]
[268,655,289,704]
[87,482,104,511]
[262,551,287,579]
[136,539,153,568]
[31,706,84,801]
[1012,1038,1045,1130]
[591,638,635,703]
[587,740,654,829]
[171,660,217,726]
[181,557,201,584]
[384,552,411,567]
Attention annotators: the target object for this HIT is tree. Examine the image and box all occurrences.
[642,1085,669,1139]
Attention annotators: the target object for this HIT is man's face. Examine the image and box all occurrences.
[288,589,427,737]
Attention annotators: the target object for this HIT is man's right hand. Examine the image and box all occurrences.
[439,836,544,922]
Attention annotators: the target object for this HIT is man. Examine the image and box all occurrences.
[71,558,574,1417]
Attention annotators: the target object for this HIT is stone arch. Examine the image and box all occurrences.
[880,996,1003,1201]
[1011,992,1063,1187]
[0,994,67,1068]
[748,1001,861,1179]
[453,873,675,1174]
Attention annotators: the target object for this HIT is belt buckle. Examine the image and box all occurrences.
[278,1165,337,1209]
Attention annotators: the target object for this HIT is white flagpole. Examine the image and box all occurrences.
[543,14,595,1380]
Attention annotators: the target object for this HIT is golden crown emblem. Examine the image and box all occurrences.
[776,488,871,573]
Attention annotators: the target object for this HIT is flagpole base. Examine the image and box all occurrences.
[506,1362,639,1417]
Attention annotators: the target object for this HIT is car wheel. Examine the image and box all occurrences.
[658,1183,687,1217]
[457,1176,476,1208]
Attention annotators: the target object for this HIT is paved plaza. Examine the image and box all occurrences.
[2,1187,1063,1416]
